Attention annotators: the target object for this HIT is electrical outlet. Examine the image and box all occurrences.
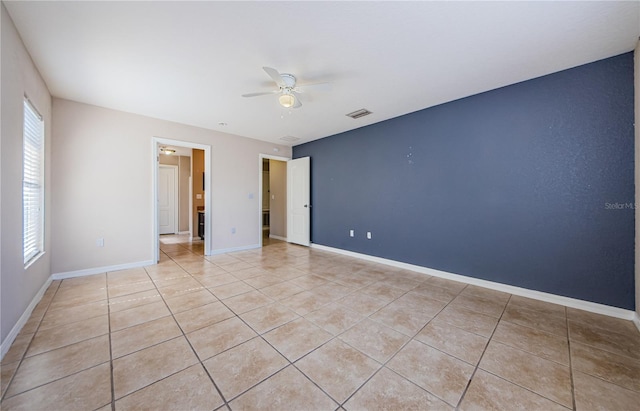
[231,227,236,234]
[349,229,354,237]
[367,232,372,240]
[96,238,104,247]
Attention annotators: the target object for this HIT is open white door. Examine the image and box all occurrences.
[287,157,310,246]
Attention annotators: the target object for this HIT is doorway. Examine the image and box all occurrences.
[153,137,212,262]
[259,154,290,247]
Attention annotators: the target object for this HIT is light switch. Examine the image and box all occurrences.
[367,232,372,239]
[272,195,275,200]
[196,194,202,200]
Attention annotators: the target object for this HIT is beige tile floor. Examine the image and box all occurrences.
[1,235,640,410]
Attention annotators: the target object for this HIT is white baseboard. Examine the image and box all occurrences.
[633,312,640,333]
[312,244,636,322]
[52,260,154,280]
[269,235,287,241]
[209,244,260,255]
[177,231,191,235]
[1,276,53,361]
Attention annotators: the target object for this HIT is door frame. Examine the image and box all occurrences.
[158,164,179,235]
[258,153,291,247]
[152,137,212,261]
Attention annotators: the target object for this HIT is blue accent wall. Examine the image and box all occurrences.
[294,52,635,310]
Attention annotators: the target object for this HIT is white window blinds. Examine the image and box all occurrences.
[23,98,44,265]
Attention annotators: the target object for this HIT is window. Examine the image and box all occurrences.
[23,97,44,266]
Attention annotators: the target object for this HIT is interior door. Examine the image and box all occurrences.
[159,165,177,235]
[287,157,310,246]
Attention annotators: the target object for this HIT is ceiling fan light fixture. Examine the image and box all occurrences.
[278,93,296,108]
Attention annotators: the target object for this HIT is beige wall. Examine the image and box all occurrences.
[1,5,53,344]
[192,149,204,237]
[159,154,190,233]
[51,98,291,274]
[269,160,287,238]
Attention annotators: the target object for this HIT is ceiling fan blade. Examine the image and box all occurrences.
[263,67,285,87]
[294,82,332,93]
[292,95,302,108]
[242,90,280,98]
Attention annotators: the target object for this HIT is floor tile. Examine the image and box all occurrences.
[0,363,111,411]
[305,304,364,335]
[459,369,569,410]
[289,274,329,290]
[1,360,19,397]
[279,290,333,315]
[296,339,380,403]
[1,333,34,365]
[108,279,156,299]
[337,292,388,316]
[573,370,640,410]
[163,288,218,314]
[411,283,460,303]
[174,301,235,333]
[243,274,284,289]
[27,315,109,357]
[230,365,337,410]
[203,337,288,401]
[415,317,488,365]
[209,280,255,299]
[197,273,239,288]
[263,317,332,361]
[370,298,437,336]
[567,307,639,337]
[223,290,274,314]
[6,335,110,397]
[479,340,572,407]
[240,302,300,334]
[571,341,640,393]
[339,318,409,363]
[187,316,257,360]
[260,281,306,300]
[493,321,569,365]
[344,367,453,410]
[449,293,506,318]
[360,282,406,302]
[569,320,640,360]
[113,336,198,399]
[111,316,182,358]
[507,295,566,318]
[110,300,171,332]
[434,305,498,337]
[425,277,467,293]
[115,364,223,410]
[387,340,474,406]
[502,304,567,337]
[39,300,109,331]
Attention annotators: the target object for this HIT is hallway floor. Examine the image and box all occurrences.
[1,238,639,410]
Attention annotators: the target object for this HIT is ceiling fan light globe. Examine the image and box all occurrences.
[278,94,296,108]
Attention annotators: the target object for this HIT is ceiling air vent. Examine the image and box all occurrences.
[280,136,300,143]
[346,108,372,119]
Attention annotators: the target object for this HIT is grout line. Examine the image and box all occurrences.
[454,293,512,408]
[567,307,577,410]
[0,280,61,402]
[147,256,232,410]
[104,275,116,411]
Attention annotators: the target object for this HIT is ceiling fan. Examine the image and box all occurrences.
[242,67,330,109]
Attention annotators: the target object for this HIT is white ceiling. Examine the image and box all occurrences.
[5,1,639,147]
